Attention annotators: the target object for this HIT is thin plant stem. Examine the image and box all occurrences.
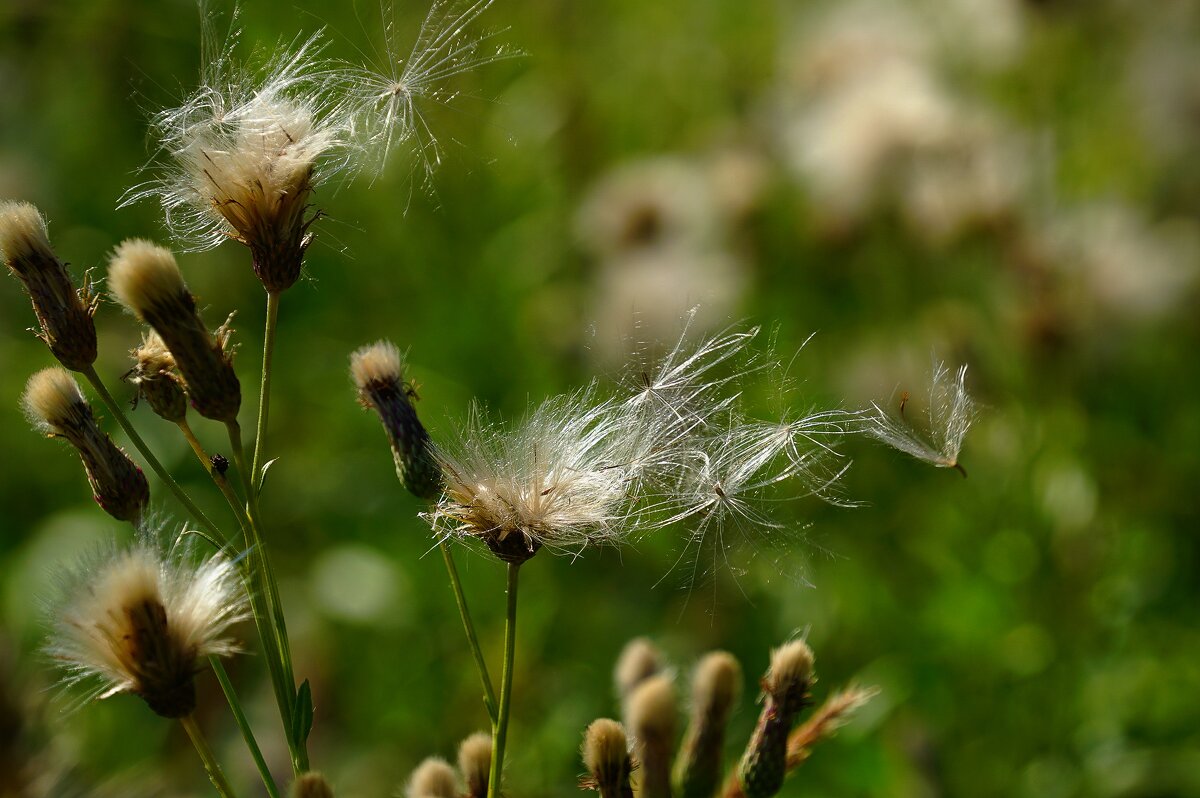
[486,563,521,798]
[181,714,237,798]
[440,541,498,723]
[178,419,253,537]
[251,291,280,481]
[226,419,307,774]
[79,365,221,538]
[211,657,282,798]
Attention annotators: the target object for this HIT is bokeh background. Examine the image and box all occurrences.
[2,0,1199,795]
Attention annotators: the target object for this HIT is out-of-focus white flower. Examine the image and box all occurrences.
[865,361,976,475]
[47,537,249,718]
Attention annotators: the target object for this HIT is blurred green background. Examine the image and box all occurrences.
[2,0,1199,795]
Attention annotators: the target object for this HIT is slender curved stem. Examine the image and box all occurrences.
[80,366,221,538]
[486,563,521,798]
[440,541,498,723]
[177,419,253,539]
[211,657,281,798]
[251,291,280,482]
[226,419,306,774]
[181,714,237,798]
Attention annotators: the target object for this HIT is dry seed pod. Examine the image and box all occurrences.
[407,757,459,798]
[734,641,814,798]
[625,673,677,798]
[107,240,240,422]
[581,718,635,798]
[291,772,335,798]
[350,341,442,500]
[675,651,742,798]
[23,367,149,523]
[127,331,188,422]
[458,731,492,798]
[0,202,97,370]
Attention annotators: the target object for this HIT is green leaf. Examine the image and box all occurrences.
[292,679,314,748]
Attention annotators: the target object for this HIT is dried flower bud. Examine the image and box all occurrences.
[23,368,149,523]
[47,539,249,719]
[735,641,814,798]
[615,637,664,702]
[625,674,678,798]
[107,240,240,422]
[291,772,335,798]
[785,686,877,770]
[675,651,742,798]
[581,719,635,798]
[350,341,442,501]
[457,731,492,798]
[407,757,459,798]
[0,201,97,370]
[127,332,188,422]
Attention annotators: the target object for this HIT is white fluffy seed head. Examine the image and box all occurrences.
[866,360,975,472]
[46,538,249,717]
[0,201,53,265]
[22,367,89,435]
[350,340,404,394]
[107,239,187,320]
[407,757,459,798]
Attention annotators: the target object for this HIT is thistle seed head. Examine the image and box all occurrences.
[1,201,97,370]
[457,731,492,798]
[626,674,678,798]
[46,537,249,718]
[406,757,459,798]
[865,360,976,475]
[350,341,442,500]
[615,637,664,701]
[23,368,150,523]
[764,640,814,711]
[291,772,335,798]
[128,332,188,422]
[581,718,635,797]
[108,240,240,422]
[692,650,741,724]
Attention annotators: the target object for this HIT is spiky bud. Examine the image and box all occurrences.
[615,637,664,702]
[127,331,188,422]
[407,757,459,798]
[350,341,442,500]
[107,240,240,422]
[626,673,678,798]
[675,651,742,798]
[458,731,492,798]
[0,201,97,370]
[23,368,149,523]
[735,641,814,798]
[581,719,635,798]
[291,772,335,798]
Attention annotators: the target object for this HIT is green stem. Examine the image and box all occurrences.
[226,419,306,774]
[80,365,221,538]
[178,419,253,538]
[181,714,237,798]
[211,657,281,798]
[440,541,498,723]
[486,563,521,798]
[251,291,280,482]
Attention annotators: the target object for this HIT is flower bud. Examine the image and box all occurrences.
[291,772,335,798]
[127,331,189,422]
[1,202,97,370]
[626,673,677,798]
[457,731,492,798]
[615,637,663,702]
[107,240,240,422]
[407,757,459,798]
[581,718,635,798]
[735,641,814,798]
[674,651,742,798]
[23,368,149,523]
[351,341,442,500]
